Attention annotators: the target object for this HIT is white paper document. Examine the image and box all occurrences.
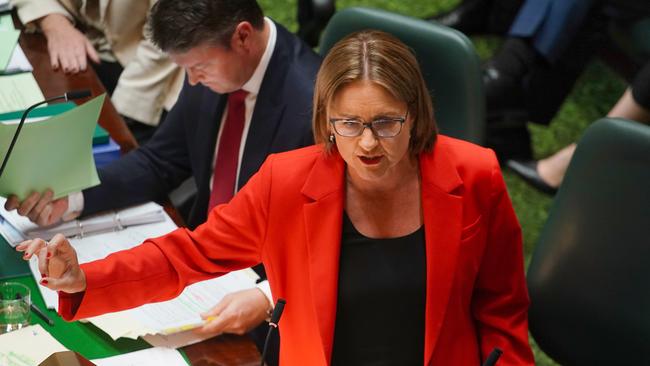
[0,72,44,113]
[91,347,188,366]
[0,324,69,366]
[0,199,167,246]
[11,201,260,343]
[5,45,33,73]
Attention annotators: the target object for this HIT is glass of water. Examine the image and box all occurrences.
[0,282,31,334]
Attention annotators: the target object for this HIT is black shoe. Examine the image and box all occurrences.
[506,159,558,195]
[428,0,492,34]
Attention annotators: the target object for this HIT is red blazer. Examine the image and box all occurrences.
[61,136,534,365]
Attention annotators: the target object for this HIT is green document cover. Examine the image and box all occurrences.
[0,102,110,145]
[0,94,106,200]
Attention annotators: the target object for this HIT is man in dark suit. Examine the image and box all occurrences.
[6,0,320,357]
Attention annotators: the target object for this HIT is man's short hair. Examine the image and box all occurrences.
[148,0,265,53]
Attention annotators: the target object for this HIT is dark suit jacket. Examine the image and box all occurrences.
[82,22,321,229]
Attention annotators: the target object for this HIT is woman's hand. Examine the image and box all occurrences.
[16,234,86,293]
[194,288,271,336]
[38,13,100,73]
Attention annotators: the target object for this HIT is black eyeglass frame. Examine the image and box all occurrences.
[328,110,409,138]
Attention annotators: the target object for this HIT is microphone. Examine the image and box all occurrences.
[481,347,503,366]
[0,90,91,179]
[260,298,286,366]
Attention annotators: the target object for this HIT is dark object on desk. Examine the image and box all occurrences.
[527,118,650,365]
[92,138,121,168]
[482,347,503,366]
[39,351,96,366]
[30,302,54,326]
[0,90,91,179]
[260,298,286,366]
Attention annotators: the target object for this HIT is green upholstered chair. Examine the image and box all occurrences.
[319,7,485,145]
[527,118,650,365]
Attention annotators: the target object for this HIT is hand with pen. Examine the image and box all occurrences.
[16,234,87,294]
[194,288,271,336]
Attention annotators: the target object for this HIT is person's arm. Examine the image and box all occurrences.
[82,82,195,216]
[12,0,99,73]
[110,1,184,125]
[18,153,274,321]
[11,0,71,31]
[471,152,535,365]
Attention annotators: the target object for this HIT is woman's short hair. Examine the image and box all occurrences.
[313,30,437,155]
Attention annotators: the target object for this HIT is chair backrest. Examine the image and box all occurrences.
[319,7,485,145]
[527,118,650,365]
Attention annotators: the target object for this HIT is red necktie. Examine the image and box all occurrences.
[208,90,248,212]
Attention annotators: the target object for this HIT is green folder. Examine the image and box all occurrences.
[0,102,110,145]
[0,94,106,200]
[0,235,29,280]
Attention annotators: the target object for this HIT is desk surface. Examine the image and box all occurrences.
[5,14,262,365]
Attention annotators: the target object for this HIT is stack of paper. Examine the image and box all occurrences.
[0,200,168,245]
[0,199,260,345]
[0,72,44,113]
[0,324,69,366]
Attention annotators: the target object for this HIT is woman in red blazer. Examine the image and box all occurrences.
[20,30,534,365]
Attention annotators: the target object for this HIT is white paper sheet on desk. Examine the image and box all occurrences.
[0,324,69,366]
[90,347,188,366]
[28,211,178,310]
[86,269,259,340]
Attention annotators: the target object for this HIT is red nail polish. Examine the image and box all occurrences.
[41,273,45,278]
[41,280,48,285]
[46,252,52,258]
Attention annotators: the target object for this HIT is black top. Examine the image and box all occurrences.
[331,213,427,366]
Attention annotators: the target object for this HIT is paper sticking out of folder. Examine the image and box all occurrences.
[0,200,168,246]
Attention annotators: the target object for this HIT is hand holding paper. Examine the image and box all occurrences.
[4,188,70,226]
[0,94,105,200]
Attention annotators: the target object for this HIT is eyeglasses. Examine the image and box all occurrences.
[329,111,408,138]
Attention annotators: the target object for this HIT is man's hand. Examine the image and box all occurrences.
[38,13,100,73]
[4,189,69,226]
[195,288,271,336]
[16,233,87,293]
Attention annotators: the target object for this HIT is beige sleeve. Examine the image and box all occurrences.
[10,0,74,32]
[111,38,184,125]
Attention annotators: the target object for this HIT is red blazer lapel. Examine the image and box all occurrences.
[301,149,346,365]
[299,145,464,365]
[420,147,464,365]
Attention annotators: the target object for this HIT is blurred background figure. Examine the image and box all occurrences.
[507,61,650,194]
[11,0,184,144]
[428,0,523,35]
[296,0,336,47]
